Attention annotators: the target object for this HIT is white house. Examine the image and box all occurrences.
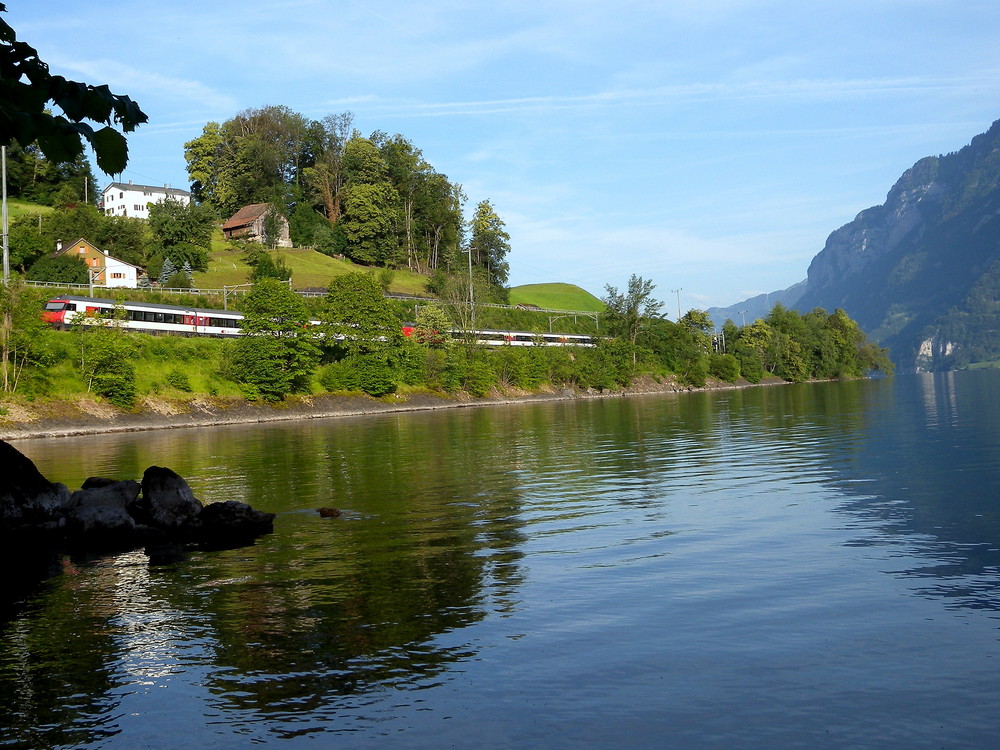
[102,181,192,219]
[55,238,141,288]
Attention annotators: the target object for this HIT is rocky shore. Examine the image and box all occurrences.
[0,439,275,559]
[0,375,783,441]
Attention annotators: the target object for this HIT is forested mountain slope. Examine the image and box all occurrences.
[793,118,1000,371]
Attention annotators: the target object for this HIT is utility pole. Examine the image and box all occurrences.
[466,246,475,329]
[2,145,8,284]
[672,288,682,321]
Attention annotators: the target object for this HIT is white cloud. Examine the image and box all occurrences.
[47,56,238,113]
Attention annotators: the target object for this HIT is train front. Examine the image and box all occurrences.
[41,298,77,329]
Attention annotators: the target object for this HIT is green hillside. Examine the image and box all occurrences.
[509,283,604,312]
[194,242,431,295]
[8,199,54,218]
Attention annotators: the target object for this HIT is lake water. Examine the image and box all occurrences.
[3,372,1000,748]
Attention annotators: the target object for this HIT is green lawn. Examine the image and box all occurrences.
[8,199,54,218]
[194,244,432,295]
[509,283,605,312]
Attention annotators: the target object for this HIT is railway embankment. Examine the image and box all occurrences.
[0,375,785,441]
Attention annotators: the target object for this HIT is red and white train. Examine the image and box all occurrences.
[43,295,595,347]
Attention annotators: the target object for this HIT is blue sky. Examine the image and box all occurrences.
[10,0,1000,309]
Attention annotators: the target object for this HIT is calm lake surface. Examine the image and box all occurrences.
[3,372,1000,748]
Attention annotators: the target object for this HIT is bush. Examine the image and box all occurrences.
[165,368,192,392]
[356,352,397,396]
[444,348,494,395]
[708,353,740,383]
[92,363,137,409]
[681,357,708,387]
[320,359,361,392]
[320,353,397,396]
[27,255,88,284]
[736,353,764,384]
[163,271,191,289]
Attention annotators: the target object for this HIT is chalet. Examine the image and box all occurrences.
[102,181,192,219]
[222,203,292,247]
[54,238,141,288]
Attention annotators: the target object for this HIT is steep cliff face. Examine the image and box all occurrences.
[793,119,1000,371]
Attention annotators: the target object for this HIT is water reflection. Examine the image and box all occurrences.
[805,372,1000,612]
[4,376,1000,746]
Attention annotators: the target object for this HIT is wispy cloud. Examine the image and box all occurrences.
[321,74,1000,119]
[47,56,238,113]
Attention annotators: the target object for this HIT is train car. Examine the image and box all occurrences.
[43,296,244,337]
[43,296,595,346]
[448,329,595,347]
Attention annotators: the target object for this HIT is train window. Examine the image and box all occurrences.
[44,302,67,311]
[154,312,165,324]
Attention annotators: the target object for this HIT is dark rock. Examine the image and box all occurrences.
[81,476,120,490]
[134,466,204,532]
[197,501,274,549]
[0,444,274,560]
[0,439,71,531]
[70,479,141,510]
[66,480,142,549]
[66,504,138,549]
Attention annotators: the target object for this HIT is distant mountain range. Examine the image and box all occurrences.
[709,119,1000,372]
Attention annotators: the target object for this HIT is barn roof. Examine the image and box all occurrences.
[222,203,270,231]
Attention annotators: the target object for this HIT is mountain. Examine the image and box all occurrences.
[716,119,1000,372]
[707,280,806,329]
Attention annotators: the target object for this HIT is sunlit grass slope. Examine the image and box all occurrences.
[194,242,431,295]
[9,199,54,218]
[508,283,604,311]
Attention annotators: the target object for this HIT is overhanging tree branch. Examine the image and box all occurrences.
[0,4,147,174]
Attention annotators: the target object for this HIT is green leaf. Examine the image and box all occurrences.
[90,126,128,174]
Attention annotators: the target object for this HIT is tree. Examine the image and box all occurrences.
[1,280,53,394]
[325,272,401,355]
[339,182,400,265]
[27,254,88,284]
[603,274,664,363]
[468,199,510,288]
[183,106,311,217]
[147,197,214,271]
[74,303,137,408]
[0,4,146,174]
[413,302,453,348]
[158,257,177,286]
[9,214,53,272]
[249,251,292,282]
[337,136,400,265]
[148,197,214,250]
[94,215,149,267]
[227,278,320,400]
[6,144,96,206]
[303,112,353,226]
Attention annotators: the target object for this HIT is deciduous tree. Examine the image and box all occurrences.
[603,274,663,362]
[468,199,510,288]
[228,278,319,400]
[0,280,53,394]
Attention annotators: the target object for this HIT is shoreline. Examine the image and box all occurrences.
[0,376,788,441]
